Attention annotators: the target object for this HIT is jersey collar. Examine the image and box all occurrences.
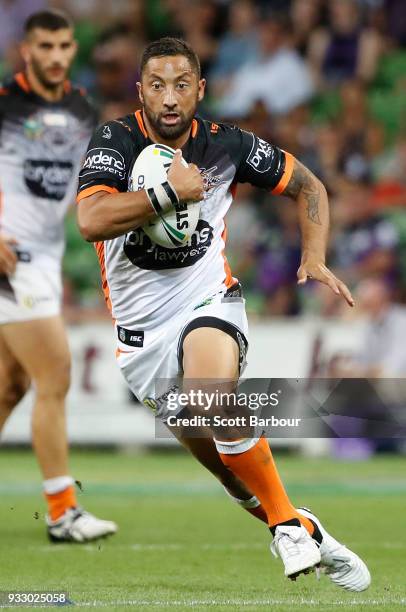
[14,71,72,99]
[15,72,30,93]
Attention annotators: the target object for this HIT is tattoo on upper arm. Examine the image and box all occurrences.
[283,160,322,225]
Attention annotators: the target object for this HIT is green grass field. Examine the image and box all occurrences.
[0,448,405,611]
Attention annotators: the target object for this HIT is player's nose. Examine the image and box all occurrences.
[163,88,177,109]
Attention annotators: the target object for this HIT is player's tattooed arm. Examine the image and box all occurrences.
[281,157,355,307]
[283,158,323,226]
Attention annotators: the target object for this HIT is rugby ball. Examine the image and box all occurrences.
[131,144,201,248]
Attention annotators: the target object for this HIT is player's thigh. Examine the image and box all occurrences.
[1,316,71,392]
[181,325,244,439]
[0,327,30,406]
[182,326,239,379]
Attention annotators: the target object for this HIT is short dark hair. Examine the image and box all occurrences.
[140,37,201,78]
[24,9,74,35]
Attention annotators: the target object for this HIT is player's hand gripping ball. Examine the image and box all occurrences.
[131,144,201,248]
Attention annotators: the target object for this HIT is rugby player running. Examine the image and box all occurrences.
[77,38,370,589]
[0,10,117,542]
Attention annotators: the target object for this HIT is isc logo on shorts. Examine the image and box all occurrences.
[130,335,143,343]
[117,326,144,347]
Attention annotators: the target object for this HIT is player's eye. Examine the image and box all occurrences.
[151,82,162,91]
[40,43,53,50]
[61,42,72,50]
[177,83,189,90]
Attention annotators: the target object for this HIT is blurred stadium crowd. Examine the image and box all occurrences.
[1,0,405,318]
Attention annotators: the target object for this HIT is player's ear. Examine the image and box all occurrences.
[198,78,206,102]
[20,40,30,64]
[71,39,79,58]
[136,81,143,104]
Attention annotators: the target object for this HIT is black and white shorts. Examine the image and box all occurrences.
[116,283,249,416]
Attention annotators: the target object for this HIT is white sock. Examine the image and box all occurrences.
[214,437,259,455]
[43,475,74,495]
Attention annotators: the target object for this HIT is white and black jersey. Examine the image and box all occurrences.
[0,72,96,271]
[77,111,294,331]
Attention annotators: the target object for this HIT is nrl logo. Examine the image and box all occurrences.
[200,166,225,197]
[102,125,112,139]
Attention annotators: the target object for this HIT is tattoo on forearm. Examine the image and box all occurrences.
[303,181,321,225]
[283,160,322,225]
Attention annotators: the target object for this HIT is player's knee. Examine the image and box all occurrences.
[35,360,71,400]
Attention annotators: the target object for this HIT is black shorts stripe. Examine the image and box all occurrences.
[177,316,248,374]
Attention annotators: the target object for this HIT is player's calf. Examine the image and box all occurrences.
[31,356,71,456]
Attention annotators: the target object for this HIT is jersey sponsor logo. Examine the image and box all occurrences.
[82,147,125,179]
[123,219,214,270]
[23,159,74,200]
[246,135,275,174]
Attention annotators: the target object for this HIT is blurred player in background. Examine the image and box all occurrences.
[0,10,117,542]
[77,38,369,589]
